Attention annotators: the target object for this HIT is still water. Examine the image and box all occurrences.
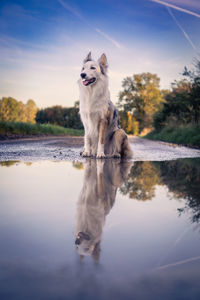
[0,158,200,300]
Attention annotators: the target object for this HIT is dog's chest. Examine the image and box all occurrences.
[81,109,101,131]
[80,98,107,127]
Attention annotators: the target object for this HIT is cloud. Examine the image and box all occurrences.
[57,0,122,49]
[0,36,81,107]
[150,0,200,18]
[0,31,190,109]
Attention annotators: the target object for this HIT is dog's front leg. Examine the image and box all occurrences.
[82,132,91,157]
[97,119,107,158]
[97,160,105,198]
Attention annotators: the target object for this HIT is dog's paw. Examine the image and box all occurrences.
[113,153,121,158]
[97,152,106,159]
[91,150,97,157]
[82,151,91,157]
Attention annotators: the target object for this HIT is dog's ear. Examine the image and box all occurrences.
[83,51,92,63]
[98,53,108,74]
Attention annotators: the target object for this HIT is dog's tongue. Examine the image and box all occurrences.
[83,80,89,86]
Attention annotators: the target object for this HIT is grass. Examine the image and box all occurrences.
[144,124,200,148]
[0,121,84,137]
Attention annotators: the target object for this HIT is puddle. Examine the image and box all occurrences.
[0,158,200,299]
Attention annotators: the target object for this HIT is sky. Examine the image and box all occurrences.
[0,0,200,108]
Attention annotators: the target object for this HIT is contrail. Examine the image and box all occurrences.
[155,255,200,271]
[95,28,121,49]
[57,0,82,19]
[57,0,122,49]
[167,6,197,51]
[150,0,200,18]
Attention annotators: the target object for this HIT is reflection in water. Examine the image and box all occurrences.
[0,161,19,167]
[120,159,200,224]
[75,159,131,260]
[158,159,200,224]
[120,161,160,200]
[0,161,32,167]
[72,162,84,170]
[0,159,200,299]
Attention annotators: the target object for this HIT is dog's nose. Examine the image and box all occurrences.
[75,238,81,245]
[80,73,86,79]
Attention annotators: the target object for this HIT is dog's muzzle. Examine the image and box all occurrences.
[80,73,96,86]
[75,232,90,245]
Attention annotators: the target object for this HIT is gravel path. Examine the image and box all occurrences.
[0,136,200,162]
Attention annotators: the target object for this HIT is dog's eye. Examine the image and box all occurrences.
[90,66,96,70]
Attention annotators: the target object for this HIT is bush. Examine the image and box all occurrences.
[0,121,84,137]
[144,125,200,147]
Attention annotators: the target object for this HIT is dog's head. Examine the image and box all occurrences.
[80,52,108,86]
[75,231,101,260]
[75,231,93,256]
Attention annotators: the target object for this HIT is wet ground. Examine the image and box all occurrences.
[0,137,200,300]
[0,136,200,162]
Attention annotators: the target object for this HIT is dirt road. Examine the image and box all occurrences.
[0,136,200,162]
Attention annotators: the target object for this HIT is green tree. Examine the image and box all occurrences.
[154,80,192,129]
[183,60,200,124]
[36,103,83,130]
[117,73,164,133]
[154,60,200,129]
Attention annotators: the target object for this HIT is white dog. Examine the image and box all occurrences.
[78,52,132,159]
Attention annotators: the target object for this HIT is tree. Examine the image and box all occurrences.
[153,80,192,129]
[0,97,19,122]
[0,97,37,123]
[117,73,164,133]
[183,59,200,124]
[154,60,200,129]
[26,100,38,123]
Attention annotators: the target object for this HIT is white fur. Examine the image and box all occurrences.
[78,57,109,157]
[78,53,133,159]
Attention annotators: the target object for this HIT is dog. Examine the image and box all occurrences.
[78,52,133,159]
[75,159,132,260]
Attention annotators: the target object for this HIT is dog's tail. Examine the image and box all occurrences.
[121,135,133,159]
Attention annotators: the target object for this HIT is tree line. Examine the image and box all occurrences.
[36,101,83,129]
[0,98,83,130]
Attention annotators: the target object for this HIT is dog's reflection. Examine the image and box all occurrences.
[75,159,131,261]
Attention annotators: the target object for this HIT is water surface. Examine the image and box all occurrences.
[0,158,200,299]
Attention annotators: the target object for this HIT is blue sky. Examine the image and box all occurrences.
[0,0,200,108]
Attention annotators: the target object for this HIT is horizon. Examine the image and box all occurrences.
[0,0,200,108]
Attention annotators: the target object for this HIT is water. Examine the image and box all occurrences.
[0,158,200,300]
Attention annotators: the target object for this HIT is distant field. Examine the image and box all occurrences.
[0,121,84,138]
[144,125,200,148]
